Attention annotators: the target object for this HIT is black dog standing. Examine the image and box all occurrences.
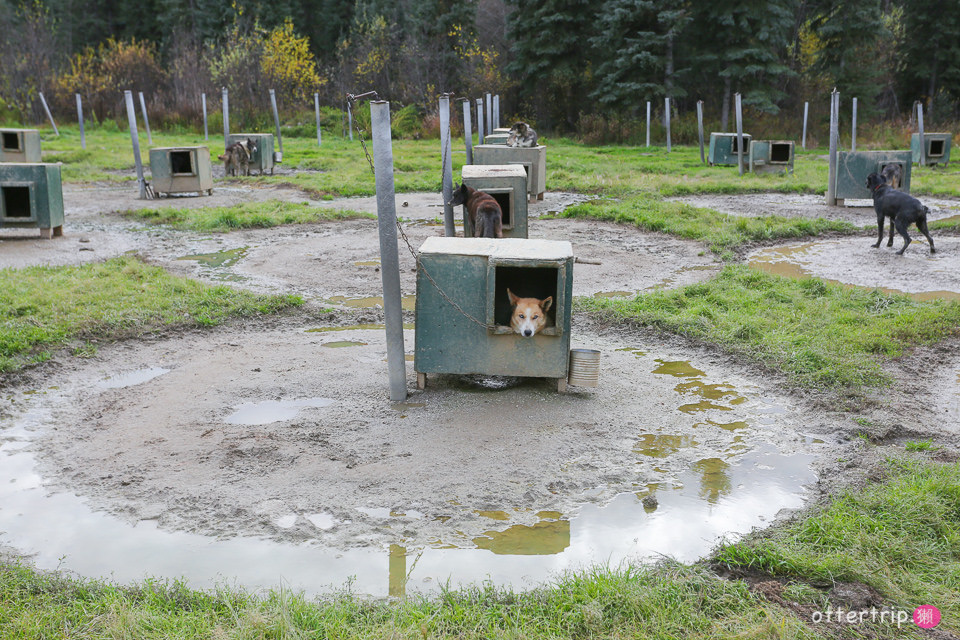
[866,172,935,255]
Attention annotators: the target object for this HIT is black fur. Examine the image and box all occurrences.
[866,172,935,255]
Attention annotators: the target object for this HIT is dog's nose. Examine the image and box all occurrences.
[523,329,533,337]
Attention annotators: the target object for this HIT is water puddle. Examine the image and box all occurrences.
[354,260,381,267]
[98,367,170,389]
[176,247,249,281]
[750,243,960,302]
[224,398,335,425]
[593,290,635,299]
[305,323,415,333]
[322,340,367,348]
[325,295,417,311]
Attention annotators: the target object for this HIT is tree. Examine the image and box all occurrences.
[896,0,960,121]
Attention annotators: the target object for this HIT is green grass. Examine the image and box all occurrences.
[715,457,960,632]
[0,255,302,372]
[121,199,372,232]
[578,265,960,390]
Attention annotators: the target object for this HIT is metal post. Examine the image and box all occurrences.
[826,90,839,206]
[124,90,146,200]
[802,102,808,149]
[269,88,283,159]
[314,92,322,146]
[735,92,744,176]
[696,100,704,164]
[916,101,925,166]
[645,101,651,147]
[138,91,152,145]
[664,97,672,152]
[493,94,500,129]
[851,97,858,151]
[38,92,58,135]
[440,95,455,237]
[462,99,473,164]
[76,94,85,150]
[201,93,208,140]
[370,100,407,402]
[485,93,492,138]
[476,98,485,144]
[347,101,353,141]
[222,87,230,149]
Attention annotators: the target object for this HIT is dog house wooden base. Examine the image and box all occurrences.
[831,150,913,204]
[0,163,64,238]
[911,133,952,166]
[149,146,213,197]
[460,164,528,238]
[226,133,275,175]
[414,238,573,391]
[0,129,42,163]
[708,133,753,166]
[472,144,546,201]
[748,140,795,174]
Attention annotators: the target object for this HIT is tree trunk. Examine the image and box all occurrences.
[721,76,731,132]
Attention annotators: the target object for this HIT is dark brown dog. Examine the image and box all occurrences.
[449,183,503,238]
[880,163,902,190]
[866,172,935,255]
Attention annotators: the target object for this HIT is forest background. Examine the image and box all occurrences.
[1,0,958,144]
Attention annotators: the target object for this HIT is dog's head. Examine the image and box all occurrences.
[507,288,552,337]
[245,138,258,158]
[448,183,470,207]
[866,172,886,191]
[510,122,528,136]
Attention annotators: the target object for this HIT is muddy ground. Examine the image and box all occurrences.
[2,178,959,592]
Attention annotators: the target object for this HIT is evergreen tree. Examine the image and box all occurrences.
[896,0,960,120]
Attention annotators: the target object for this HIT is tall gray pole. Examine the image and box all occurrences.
[645,101,651,147]
[314,93,322,146]
[493,94,500,129]
[476,98,485,144]
[696,100,705,164]
[201,93,208,140]
[124,90,146,200]
[485,93,492,138]
[439,95,455,237]
[76,94,86,150]
[851,97,858,152]
[222,87,230,149]
[138,91,152,145]
[916,101,926,166]
[462,99,473,164]
[347,101,354,141]
[735,92,744,176]
[664,97,672,152]
[38,92,58,136]
[370,100,407,402]
[826,90,839,205]
[269,89,283,159]
[802,102,809,149]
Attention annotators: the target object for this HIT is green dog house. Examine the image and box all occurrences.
[748,140,795,174]
[911,133,952,166]
[149,146,213,196]
[0,129,42,163]
[414,237,574,391]
[460,164,528,239]
[0,163,64,238]
[708,133,753,166]
[831,150,913,204]
[226,133,276,175]
[472,144,546,201]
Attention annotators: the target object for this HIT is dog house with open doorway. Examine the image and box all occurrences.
[460,164,528,238]
[708,133,753,166]
[748,140,795,174]
[226,133,276,175]
[0,163,64,238]
[0,129,42,163]
[414,237,574,391]
[149,146,213,197]
[911,133,952,166]
[831,150,913,204]
[472,144,546,201]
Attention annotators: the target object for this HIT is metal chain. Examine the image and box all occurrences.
[347,93,496,331]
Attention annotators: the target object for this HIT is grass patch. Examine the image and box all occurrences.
[0,255,302,372]
[121,199,371,232]
[715,456,960,632]
[578,265,960,390]
[560,194,858,257]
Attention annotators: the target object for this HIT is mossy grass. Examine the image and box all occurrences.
[121,199,371,232]
[715,456,960,632]
[577,265,960,390]
[0,255,302,372]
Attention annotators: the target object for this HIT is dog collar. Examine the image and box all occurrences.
[873,183,883,192]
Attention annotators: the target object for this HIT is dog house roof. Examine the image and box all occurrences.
[150,146,206,151]
[419,237,572,260]
[462,164,527,179]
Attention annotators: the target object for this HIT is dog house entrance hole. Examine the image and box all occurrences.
[492,265,560,334]
[731,137,744,153]
[1,132,20,151]
[1,186,31,218]
[488,190,513,228]
[170,150,196,175]
[770,143,791,163]
[929,139,945,157]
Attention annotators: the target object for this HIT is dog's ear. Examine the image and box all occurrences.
[507,288,519,306]
[540,296,553,313]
